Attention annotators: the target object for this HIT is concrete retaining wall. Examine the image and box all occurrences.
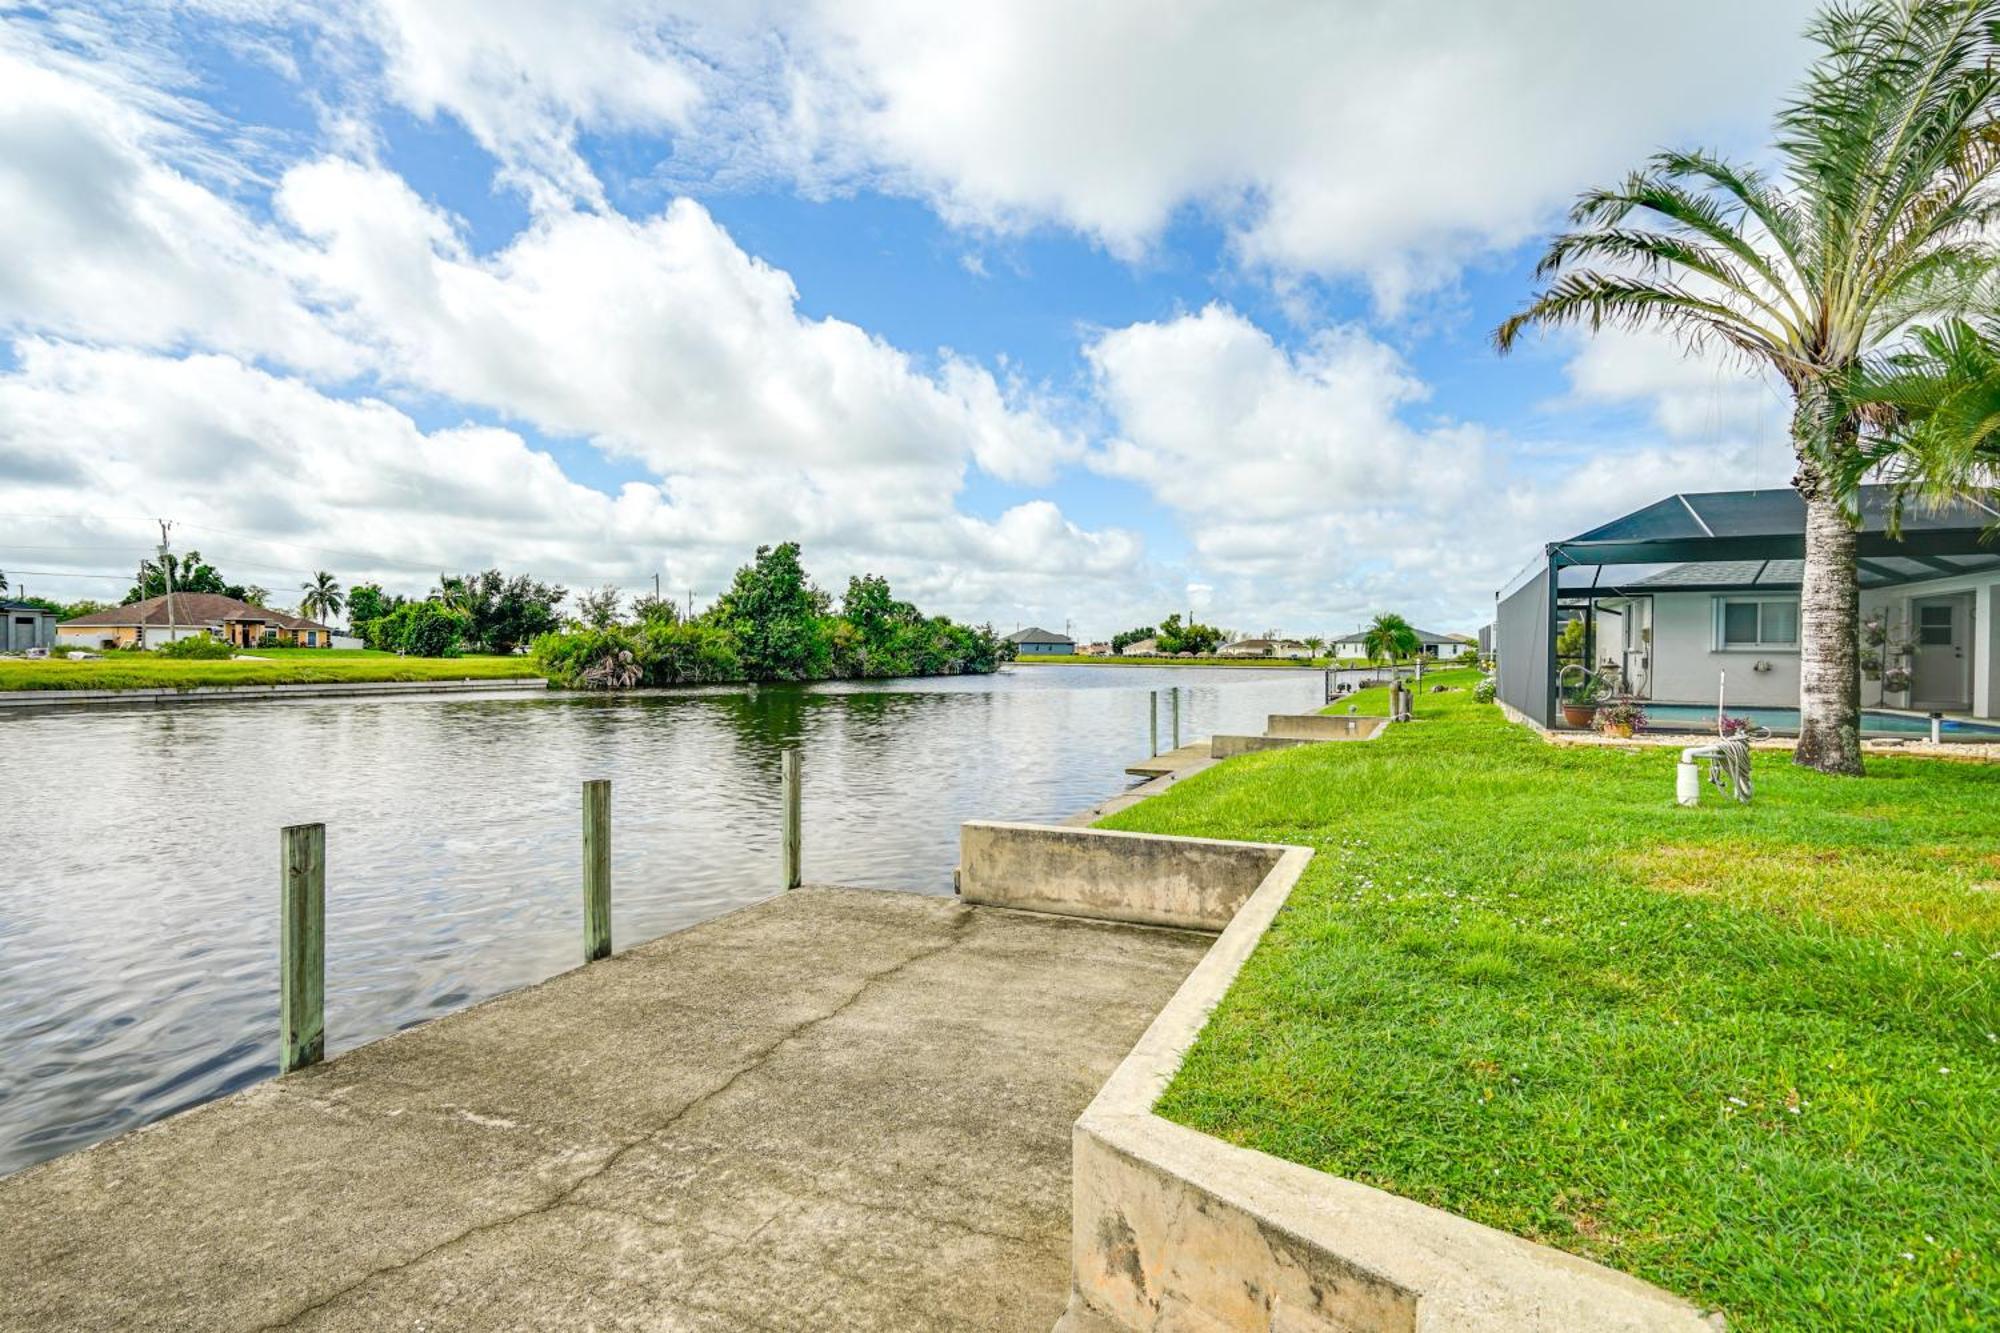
[957,822,1289,932]
[1265,713,1390,741]
[1207,733,1316,758]
[1058,842,1719,1332]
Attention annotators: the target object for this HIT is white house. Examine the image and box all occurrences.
[1218,637,1314,659]
[1329,627,1475,661]
[1495,486,2000,731]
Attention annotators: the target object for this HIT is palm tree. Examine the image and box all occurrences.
[1496,0,2000,775]
[1843,315,2000,509]
[1303,635,1327,661]
[1362,612,1421,682]
[299,571,344,625]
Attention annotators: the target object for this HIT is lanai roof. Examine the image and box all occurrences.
[1549,485,2000,591]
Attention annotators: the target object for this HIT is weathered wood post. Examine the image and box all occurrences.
[279,822,325,1074]
[583,779,611,962]
[1150,690,1159,757]
[781,748,802,890]
[1171,686,1181,750]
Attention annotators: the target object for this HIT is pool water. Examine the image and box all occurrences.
[1639,703,2000,738]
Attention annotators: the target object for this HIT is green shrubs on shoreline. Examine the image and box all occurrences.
[532,543,1004,689]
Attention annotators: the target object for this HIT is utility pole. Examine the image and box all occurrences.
[653,572,661,601]
[686,589,694,619]
[157,519,177,650]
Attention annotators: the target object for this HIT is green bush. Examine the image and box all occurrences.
[371,601,469,657]
[155,634,237,660]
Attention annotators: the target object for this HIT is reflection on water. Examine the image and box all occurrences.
[0,665,1319,1174]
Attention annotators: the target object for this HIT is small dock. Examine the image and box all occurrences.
[0,888,1206,1331]
[1123,739,1213,778]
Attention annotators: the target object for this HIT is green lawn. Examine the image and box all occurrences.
[1099,668,1997,1330]
[0,649,543,691]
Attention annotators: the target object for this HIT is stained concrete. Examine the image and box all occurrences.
[959,821,1288,932]
[1120,742,1211,779]
[0,887,1208,1332]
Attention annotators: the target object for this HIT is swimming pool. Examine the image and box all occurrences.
[1639,703,2000,739]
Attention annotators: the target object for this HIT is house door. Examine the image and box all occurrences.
[1911,594,1973,711]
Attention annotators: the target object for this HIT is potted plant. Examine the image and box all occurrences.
[1560,673,1606,728]
[1596,698,1647,739]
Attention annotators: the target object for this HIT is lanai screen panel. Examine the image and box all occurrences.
[1496,562,1552,727]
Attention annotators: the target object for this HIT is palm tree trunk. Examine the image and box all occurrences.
[1794,442,1864,775]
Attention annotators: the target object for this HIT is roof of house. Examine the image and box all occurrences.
[1,600,55,614]
[1330,626,1462,646]
[1222,637,1308,650]
[60,594,332,633]
[1005,626,1074,644]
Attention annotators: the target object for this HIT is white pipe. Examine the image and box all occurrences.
[1676,761,1701,807]
[1717,669,1726,735]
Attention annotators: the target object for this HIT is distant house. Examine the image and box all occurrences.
[1006,626,1077,657]
[1219,637,1313,659]
[58,594,336,650]
[1079,641,1111,656]
[3,600,58,652]
[1121,637,1159,655]
[1330,626,1476,661]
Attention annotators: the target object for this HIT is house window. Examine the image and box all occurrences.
[1714,597,1798,650]
[1918,605,1954,646]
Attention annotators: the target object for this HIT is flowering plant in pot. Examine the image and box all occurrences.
[1719,714,1751,738]
[1596,698,1647,738]
[1560,673,1607,728]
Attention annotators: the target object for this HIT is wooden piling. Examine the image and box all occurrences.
[782,748,802,890]
[1150,690,1159,757]
[583,779,611,962]
[279,822,325,1074]
[1171,686,1181,750]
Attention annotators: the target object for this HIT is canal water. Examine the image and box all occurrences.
[0,665,1320,1175]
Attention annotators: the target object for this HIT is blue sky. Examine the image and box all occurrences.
[0,1,1814,635]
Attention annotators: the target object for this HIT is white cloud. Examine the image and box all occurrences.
[0,27,359,373]
[1083,304,1795,632]
[0,342,1140,621]
[272,158,1083,491]
[1564,328,1790,445]
[318,0,1818,305]
[360,0,711,210]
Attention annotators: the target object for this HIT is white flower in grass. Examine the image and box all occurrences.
[1939,1067,1951,1075]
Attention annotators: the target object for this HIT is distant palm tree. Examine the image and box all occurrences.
[1362,613,1420,681]
[1496,0,2000,775]
[1303,635,1327,660]
[299,571,344,625]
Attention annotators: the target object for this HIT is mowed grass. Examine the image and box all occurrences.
[1099,669,1998,1330]
[0,648,543,691]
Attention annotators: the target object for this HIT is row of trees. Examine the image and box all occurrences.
[1498,0,2000,774]
[532,543,1004,688]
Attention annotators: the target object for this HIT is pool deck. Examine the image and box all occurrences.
[0,887,1209,1331]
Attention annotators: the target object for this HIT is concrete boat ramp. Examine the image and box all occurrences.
[0,887,1207,1331]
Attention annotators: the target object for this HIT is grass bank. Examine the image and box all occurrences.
[1099,668,1997,1329]
[0,648,543,692]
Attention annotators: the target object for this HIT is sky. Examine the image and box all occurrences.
[0,0,1822,639]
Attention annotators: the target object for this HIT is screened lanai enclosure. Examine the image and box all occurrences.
[1495,486,2000,738]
